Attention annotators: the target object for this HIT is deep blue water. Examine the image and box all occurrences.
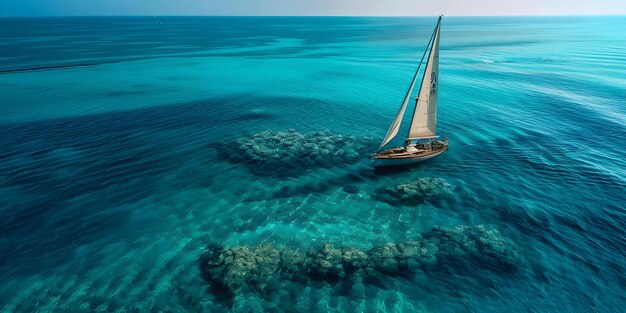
[0,16,625,312]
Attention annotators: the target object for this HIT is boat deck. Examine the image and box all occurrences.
[373,145,448,159]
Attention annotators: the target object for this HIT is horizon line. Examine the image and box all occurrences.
[1,14,625,18]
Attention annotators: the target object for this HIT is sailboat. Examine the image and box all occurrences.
[372,16,448,167]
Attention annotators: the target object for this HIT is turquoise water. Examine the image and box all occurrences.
[0,16,625,312]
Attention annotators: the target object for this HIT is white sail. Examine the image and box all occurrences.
[379,21,439,148]
[408,19,441,139]
[378,68,421,148]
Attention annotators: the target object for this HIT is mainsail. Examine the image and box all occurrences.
[408,18,441,139]
[379,17,442,148]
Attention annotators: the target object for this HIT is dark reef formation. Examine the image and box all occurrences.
[201,225,520,296]
[374,177,453,206]
[213,129,374,176]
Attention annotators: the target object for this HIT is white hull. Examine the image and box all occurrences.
[371,149,445,167]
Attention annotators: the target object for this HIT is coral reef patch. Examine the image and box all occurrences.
[200,225,520,296]
[213,129,374,176]
[374,177,453,206]
[422,225,521,272]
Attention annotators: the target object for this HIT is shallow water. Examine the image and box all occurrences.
[0,16,625,312]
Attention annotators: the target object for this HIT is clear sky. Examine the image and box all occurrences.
[1,0,625,17]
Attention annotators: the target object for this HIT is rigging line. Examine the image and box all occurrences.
[406,17,441,141]
[378,19,439,151]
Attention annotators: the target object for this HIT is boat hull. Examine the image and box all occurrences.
[371,149,446,167]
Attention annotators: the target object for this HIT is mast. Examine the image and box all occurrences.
[407,16,441,141]
[378,20,439,149]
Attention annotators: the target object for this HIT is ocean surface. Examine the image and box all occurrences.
[0,16,625,312]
